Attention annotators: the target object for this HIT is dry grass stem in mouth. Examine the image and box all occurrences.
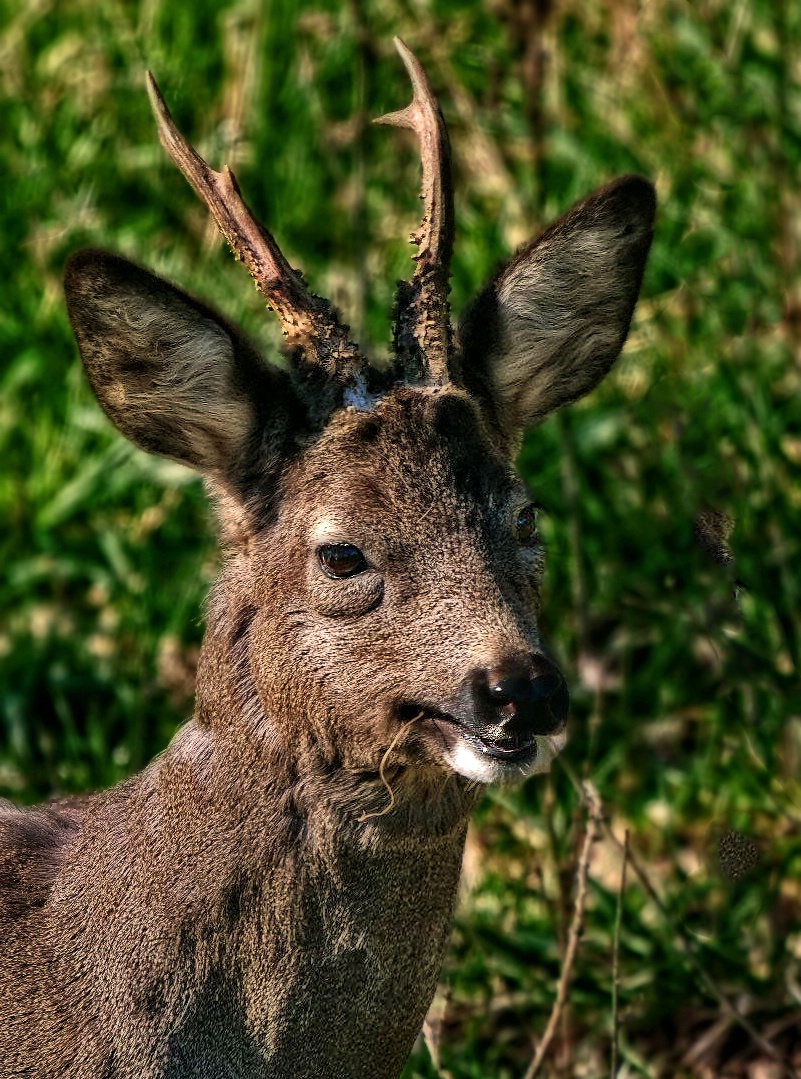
[358,711,426,822]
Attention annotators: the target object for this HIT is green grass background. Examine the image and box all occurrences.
[1,0,800,1075]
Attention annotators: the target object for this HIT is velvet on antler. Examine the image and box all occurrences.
[375,37,455,384]
[146,72,364,384]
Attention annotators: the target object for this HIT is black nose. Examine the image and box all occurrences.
[482,661,568,736]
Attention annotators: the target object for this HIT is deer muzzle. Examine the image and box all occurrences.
[412,654,569,780]
[462,658,569,760]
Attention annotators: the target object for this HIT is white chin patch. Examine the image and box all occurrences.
[444,730,567,785]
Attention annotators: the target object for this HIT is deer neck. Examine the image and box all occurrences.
[141,621,474,939]
[118,711,474,1076]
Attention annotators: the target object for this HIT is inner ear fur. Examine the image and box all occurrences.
[458,175,656,449]
[64,249,296,476]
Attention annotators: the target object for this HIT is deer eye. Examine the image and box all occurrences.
[318,543,368,579]
[515,504,541,547]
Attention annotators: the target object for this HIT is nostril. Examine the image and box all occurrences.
[488,674,562,707]
[482,666,569,736]
[488,676,533,708]
[464,661,569,742]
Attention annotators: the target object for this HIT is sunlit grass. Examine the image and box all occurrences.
[1,0,799,1074]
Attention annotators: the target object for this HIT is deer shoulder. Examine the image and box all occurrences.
[0,38,654,1079]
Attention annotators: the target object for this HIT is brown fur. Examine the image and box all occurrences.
[0,79,654,1079]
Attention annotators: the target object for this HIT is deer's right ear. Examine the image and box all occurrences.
[64,250,294,474]
[458,176,655,450]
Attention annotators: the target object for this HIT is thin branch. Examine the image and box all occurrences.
[610,828,629,1078]
[559,761,801,1079]
[523,780,604,1079]
[422,982,455,1079]
[610,834,798,1077]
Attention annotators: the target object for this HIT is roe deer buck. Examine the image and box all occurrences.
[0,38,654,1079]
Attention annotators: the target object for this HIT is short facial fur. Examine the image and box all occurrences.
[0,48,655,1079]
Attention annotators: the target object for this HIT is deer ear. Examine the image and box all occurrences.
[458,175,655,448]
[64,250,289,474]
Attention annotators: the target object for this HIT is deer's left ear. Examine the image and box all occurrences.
[457,175,655,449]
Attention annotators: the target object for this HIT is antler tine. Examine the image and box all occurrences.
[375,38,454,383]
[146,73,362,380]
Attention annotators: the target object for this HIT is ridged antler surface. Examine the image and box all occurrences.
[2,40,655,1079]
[376,37,455,383]
[147,72,363,382]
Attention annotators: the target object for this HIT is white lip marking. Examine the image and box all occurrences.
[444,729,567,785]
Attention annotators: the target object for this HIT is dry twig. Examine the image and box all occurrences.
[523,780,604,1079]
[610,828,629,1078]
[559,761,800,1079]
[422,982,455,1079]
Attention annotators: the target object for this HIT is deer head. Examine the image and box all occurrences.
[64,39,654,798]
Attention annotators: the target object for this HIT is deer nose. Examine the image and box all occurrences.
[483,662,568,736]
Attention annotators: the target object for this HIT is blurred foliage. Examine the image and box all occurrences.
[1,0,800,1075]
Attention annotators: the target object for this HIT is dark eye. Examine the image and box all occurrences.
[318,543,368,579]
[515,504,541,547]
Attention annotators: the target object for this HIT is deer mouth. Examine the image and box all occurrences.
[398,700,566,783]
[438,716,540,763]
[466,727,539,761]
[401,705,542,765]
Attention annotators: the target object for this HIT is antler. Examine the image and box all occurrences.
[146,73,363,381]
[375,38,454,383]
